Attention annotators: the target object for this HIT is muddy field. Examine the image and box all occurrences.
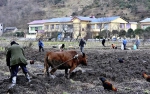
[0,47,150,94]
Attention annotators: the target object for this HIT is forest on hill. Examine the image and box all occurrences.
[0,0,150,29]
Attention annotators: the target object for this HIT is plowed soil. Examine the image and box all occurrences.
[0,47,150,94]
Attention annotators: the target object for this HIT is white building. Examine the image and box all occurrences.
[0,23,3,36]
[27,20,46,38]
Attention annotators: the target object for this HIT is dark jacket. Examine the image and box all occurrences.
[6,44,27,66]
[79,39,86,47]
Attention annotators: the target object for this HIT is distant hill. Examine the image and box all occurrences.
[0,0,150,29]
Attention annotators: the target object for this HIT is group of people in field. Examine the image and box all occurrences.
[38,38,86,52]
[6,36,140,90]
[102,37,140,50]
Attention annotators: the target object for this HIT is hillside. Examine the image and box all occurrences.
[0,0,150,29]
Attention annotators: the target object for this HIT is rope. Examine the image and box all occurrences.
[52,54,79,69]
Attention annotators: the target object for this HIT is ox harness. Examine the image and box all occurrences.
[52,54,79,69]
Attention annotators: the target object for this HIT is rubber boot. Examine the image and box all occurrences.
[8,76,16,89]
[25,73,31,82]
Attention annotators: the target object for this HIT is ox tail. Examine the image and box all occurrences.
[44,52,50,75]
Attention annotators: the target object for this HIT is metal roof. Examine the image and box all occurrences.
[96,16,120,22]
[28,20,48,24]
[28,16,121,24]
[47,17,73,22]
[140,18,150,22]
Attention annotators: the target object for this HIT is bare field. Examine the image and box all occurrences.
[0,43,150,94]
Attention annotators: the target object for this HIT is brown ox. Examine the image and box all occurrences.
[44,50,87,78]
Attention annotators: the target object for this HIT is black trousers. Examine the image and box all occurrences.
[123,43,126,50]
[102,42,105,47]
[39,46,44,52]
[11,64,28,77]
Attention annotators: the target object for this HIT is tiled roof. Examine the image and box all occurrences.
[28,16,121,24]
[140,18,150,22]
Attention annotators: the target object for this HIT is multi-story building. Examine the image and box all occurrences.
[139,18,150,29]
[27,16,137,39]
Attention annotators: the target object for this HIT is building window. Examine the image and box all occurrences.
[126,23,131,29]
[104,23,109,29]
[96,24,100,29]
[31,27,35,31]
[143,25,150,29]
[38,26,42,30]
[45,25,49,30]
[64,25,68,30]
[91,24,95,29]
[120,23,125,29]
[51,24,54,29]
[31,26,42,31]
[55,24,59,29]
[82,28,84,31]
[35,27,38,30]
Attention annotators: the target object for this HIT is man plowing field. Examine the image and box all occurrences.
[6,41,31,89]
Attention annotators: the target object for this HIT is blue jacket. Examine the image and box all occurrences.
[135,40,140,46]
[123,39,127,45]
[38,40,44,47]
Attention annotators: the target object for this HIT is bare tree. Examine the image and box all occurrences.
[84,24,92,41]
[75,24,82,40]
[112,30,119,38]
[97,17,109,39]
[60,23,73,41]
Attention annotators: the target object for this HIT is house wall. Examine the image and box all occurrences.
[111,18,127,23]
[28,24,44,33]
[28,17,138,39]
[80,21,89,38]
[26,34,36,39]
[72,19,81,38]
[140,22,150,29]
[110,18,128,31]
[44,22,73,39]
[0,23,3,36]
[72,19,90,39]
[130,23,137,30]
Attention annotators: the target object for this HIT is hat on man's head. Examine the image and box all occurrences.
[10,41,19,45]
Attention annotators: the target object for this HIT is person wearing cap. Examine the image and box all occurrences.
[6,41,31,89]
